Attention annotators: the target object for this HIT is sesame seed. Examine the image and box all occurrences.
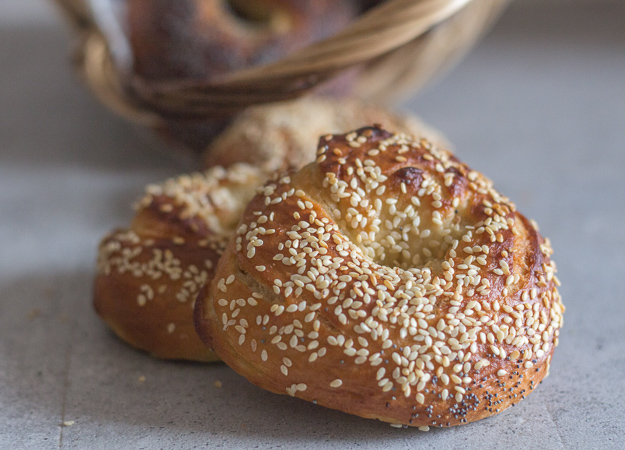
[202,127,565,428]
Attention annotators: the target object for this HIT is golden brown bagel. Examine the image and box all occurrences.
[95,100,443,361]
[195,126,564,427]
[95,164,264,361]
[95,101,439,361]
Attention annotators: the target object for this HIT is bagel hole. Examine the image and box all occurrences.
[358,205,467,273]
[224,0,292,32]
[372,228,458,272]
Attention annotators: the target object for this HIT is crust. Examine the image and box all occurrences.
[128,0,356,82]
[95,100,444,361]
[195,126,564,427]
[94,164,263,361]
[203,97,450,173]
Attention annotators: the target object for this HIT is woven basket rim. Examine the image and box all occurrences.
[51,0,508,125]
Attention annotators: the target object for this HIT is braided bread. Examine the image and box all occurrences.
[95,100,442,361]
[95,165,264,361]
[195,126,564,427]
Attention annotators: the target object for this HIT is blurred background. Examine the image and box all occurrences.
[1,0,624,448]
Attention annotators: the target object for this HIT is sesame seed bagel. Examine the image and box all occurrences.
[195,126,564,427]
[95,101,441,362]
[95,164,265,361]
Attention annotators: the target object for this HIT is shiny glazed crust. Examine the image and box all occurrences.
[196,126,564,427]
[95,100,441,361]
[95,164,264,361]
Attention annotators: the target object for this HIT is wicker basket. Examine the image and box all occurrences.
[51,0,508,144]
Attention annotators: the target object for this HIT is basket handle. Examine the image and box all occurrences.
[135,0,478,116]
[53,0,507,124]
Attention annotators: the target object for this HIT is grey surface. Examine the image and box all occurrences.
[1,2,624,449]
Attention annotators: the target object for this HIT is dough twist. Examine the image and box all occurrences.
[195,126,564,427]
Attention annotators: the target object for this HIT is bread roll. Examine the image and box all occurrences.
[96,100,448,362]
[195,125,564,427]
[127,0,358,152]
[204,97,449,173]
[95,165,264,361]
[128,0,356,82]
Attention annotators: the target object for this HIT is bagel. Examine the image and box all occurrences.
[195,125,564,427]
[127,0,358,152]
[94,100,444,361]
[204,97,449,173]
[94,164,264,361]
[128,0,356,82]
